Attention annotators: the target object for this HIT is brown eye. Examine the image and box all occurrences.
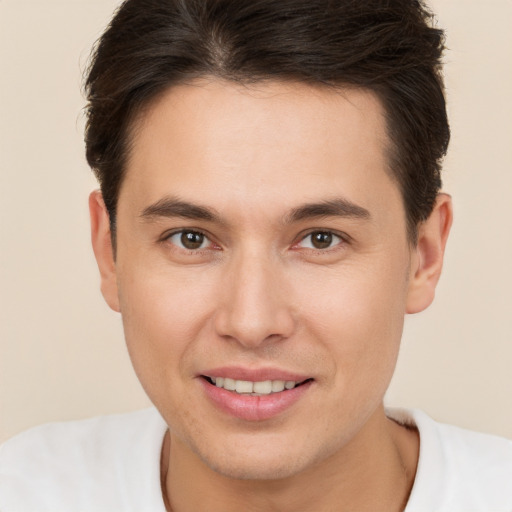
[181,231,204,249]
[168,230,208,250]
[311,232,333,249]
[297,231,342,250]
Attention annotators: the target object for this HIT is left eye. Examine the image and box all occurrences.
[168,230,210,250]
[297,231,343,250]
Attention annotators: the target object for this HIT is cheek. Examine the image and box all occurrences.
[295,257,408,391]
[116,262,217,398]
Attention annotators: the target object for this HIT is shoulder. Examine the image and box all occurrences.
[0,408,167,512]
[388,408,512,512]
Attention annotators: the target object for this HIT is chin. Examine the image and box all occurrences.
[189,434,329,481]
[202,452,306,481]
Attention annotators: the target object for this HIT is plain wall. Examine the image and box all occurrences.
[0,0,511,444]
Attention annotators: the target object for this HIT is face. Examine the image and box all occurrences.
[95,80,424,479]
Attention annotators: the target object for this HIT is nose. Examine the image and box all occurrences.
[213,251,296,348]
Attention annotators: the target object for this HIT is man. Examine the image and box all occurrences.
[1,0,511,511]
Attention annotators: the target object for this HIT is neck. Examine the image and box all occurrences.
[160,405,419,512]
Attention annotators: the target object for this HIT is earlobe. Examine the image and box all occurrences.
[406,193,453,314]
[89,190,121,313]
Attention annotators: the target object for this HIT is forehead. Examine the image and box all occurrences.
[120,79,402,224]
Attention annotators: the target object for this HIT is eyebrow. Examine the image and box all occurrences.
[284,198,371,223]
[140,196,370,224]
[140,197,221,223]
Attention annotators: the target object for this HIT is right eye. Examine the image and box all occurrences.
[167,230,211,251]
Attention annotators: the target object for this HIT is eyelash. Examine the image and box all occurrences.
[163,229,217,252]
[293,230,347,252]
[162,229,348,254]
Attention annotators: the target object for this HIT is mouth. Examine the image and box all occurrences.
[201,375,313,396]
[199,367,315,421]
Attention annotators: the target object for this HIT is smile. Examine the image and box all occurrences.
[200,373,314,421]
[203,376,309,396]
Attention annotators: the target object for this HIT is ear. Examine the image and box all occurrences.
[406,193,453,314]
[89,190,121,312]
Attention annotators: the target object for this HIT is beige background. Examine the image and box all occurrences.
[0,0,511,444]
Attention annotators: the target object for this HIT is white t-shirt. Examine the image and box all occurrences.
[1,407,511,511]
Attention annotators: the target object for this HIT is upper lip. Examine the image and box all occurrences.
[200,366,312,382]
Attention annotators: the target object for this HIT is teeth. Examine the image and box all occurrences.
[223,378,236,391]
[235,380,253,393]
[210,377,302,395]
[271,380,286,392]
[253,380,272,394]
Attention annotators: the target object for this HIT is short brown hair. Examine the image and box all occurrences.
[84,0,449,242]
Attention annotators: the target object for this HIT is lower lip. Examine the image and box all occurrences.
[200,378,313,422]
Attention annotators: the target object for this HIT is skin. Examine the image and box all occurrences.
[90,79,452,511]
